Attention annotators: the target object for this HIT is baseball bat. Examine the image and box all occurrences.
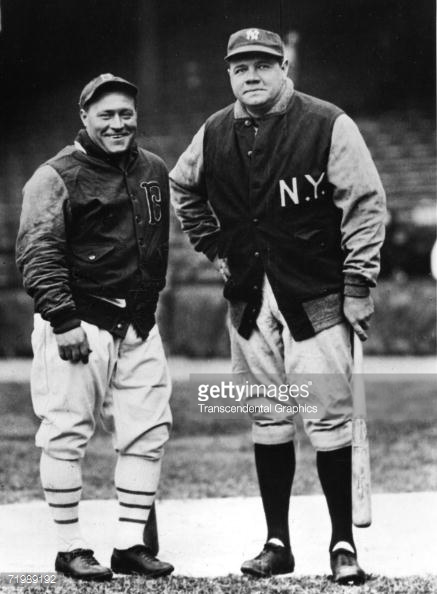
[351,331,372,528]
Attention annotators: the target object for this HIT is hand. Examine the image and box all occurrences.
[55,326,92,364]
[213,256,231,281]
[343,295,374,342]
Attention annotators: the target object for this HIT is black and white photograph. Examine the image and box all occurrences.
[0,1,435,593]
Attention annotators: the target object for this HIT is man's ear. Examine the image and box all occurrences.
[80,108,88,127]
[281,59,290,75]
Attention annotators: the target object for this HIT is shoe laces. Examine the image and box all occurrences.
[332,549,357,565]
[128,544,155,560]
[255,542,283,559]
[70,549,98,565]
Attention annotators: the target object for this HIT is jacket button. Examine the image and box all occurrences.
[88,254,96,261]
[244,119,251,127]
[247,150,253,158]
[116,323,123,329]
[253,285,259,291]
[252,218,259,224]
[254,251,260,258]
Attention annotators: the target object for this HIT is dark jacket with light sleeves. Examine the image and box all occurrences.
[170,79,386,341]
[16,130,169,340]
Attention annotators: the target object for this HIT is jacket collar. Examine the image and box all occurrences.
[234,77,295,120]
[74,129,139,168]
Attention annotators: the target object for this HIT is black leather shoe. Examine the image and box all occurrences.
[143,502,159,556]
[55,549,112,581]
[330,549,365,585]
[111,545,174,577]
[241,542,295,577]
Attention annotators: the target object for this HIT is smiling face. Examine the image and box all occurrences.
[228,54,288,117]
[80,90,137,154]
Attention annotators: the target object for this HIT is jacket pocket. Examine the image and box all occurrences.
[69,244,116,282]
[71,244,115,263]
[294,227,328,247]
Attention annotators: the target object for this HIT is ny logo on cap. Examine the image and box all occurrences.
[246,29,260,41]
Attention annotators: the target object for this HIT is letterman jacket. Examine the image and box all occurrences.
[170,79,386,341]
[16,130,169,339]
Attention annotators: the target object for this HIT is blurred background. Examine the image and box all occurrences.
[0,0,435,358]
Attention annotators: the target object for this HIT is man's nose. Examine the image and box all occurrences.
[110,114,123,129]
[245,68,260,83]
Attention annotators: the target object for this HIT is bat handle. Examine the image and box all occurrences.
[351,331,366,419]
[352,331,363,375]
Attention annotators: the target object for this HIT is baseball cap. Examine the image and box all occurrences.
[225,28,284,61]
[79,73,138,109]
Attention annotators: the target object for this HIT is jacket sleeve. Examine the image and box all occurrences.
[16,165,80,331]
[169,125,220,261]
[328,114,387,297]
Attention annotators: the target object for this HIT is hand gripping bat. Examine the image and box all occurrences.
[351,331,372,528]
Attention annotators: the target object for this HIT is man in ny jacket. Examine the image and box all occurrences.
[170,29,386,584]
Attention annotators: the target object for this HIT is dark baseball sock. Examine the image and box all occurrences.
[254,441,295,549]
[317,445,355,552]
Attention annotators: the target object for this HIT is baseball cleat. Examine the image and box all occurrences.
[55,548,112,581]
[241,542,295,577]
[330,549,366,585]
[111,544,174,577]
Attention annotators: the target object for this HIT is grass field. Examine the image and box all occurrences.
[0,375,436,593]
[1,376,436,503]
[1,574,437,594]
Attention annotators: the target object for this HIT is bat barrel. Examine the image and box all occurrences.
[351,332,372,528]
[352,418,372,527]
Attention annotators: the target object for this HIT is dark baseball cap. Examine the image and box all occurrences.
[79,73,138,109]
[225,28,284,61]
